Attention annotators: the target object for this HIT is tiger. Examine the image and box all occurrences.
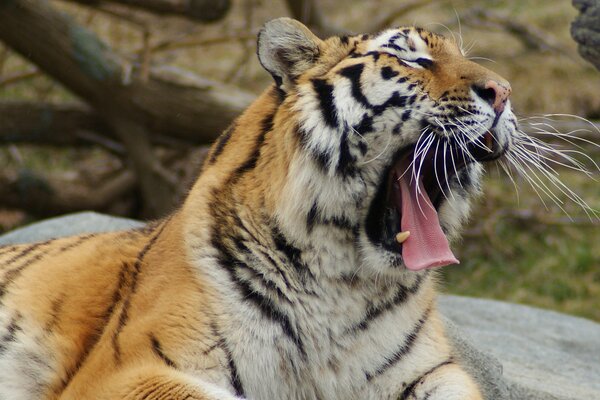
[0,17,518,400]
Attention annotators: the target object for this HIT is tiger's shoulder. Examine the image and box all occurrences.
[0,217,226,400]
[0,223,155,278]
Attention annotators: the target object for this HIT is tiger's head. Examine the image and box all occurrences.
[252,18,517,278]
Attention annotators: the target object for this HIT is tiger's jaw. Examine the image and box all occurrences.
[363,122,511,272]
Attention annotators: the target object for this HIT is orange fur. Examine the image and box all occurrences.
[0,21,514,400]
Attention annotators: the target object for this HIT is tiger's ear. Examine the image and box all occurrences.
[257,18,322,92]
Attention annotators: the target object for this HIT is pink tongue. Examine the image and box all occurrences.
[398,174,459,271]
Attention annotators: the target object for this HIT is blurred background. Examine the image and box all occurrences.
[0,0,599,319]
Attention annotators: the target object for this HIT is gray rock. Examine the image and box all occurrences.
[2,213,600,400]
[571,0,600,71]
[440,295,600,400]
[443,317,513,400]
[0,211,144,245]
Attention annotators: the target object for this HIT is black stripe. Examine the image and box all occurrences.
[61,261,132,392]
[331,215,358,232]
[0,313,21,355]
[399,360,454,400]
[208,122,237,165]
[271,226,318,290]
[306,202,357,234]
[0,235,94,301]
[112,219,169,363]
[211,233,305,357]
[55,234,95,253]
[237,253,293,303]
[132,221,160,235]
[202,337,225,356]
[260,109,275,137]
[338,63,371,108]
[381,66,400,80]
[349,275,424,333]
[336,129,356,176]
[295,125,331,173]
[44,295,65,333]
[0,238,72,300]
[230,215,294,301]
[227,112,273,184]
[312,78,338,128]
[382,43,406,52]
[271,227,306,277]
[224,341,245,397]
[209,322,245,397]
[358,140,368,156]
[150,334,177,368]
[3,242,45,265]
[387,33,404,42]
[372,91,408,115]
[365,306,432,381]
[0,261,35,300]
[354,114,374,135]
[0,245,18,257]
[306,203,319,233]
[274,84,286,103]
[364,51,381,61]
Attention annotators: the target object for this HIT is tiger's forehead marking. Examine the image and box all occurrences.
[366,28,432,60]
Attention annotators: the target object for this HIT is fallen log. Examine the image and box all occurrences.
[0,168,136,218]
[64,0,231,23]
[0,0,255,216]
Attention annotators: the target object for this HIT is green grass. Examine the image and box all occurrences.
[441,171,600,321]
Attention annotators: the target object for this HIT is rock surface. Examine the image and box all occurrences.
[1,212,599,400]
[0,211,144,245]
[440,296,600,400]
[571,0,600,71]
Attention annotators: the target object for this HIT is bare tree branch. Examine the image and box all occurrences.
[363,0,438,33]
[0,168,135,218]
[284,0,347,37]
[461,7,574,55]
[0,0,256,216]
[64,0,231,23]
[0,101,112,146]
[0,101,220,150]
[106,116,175,216]
[0,68,41,88]
[0,0,255,143]
[147,32,256,54]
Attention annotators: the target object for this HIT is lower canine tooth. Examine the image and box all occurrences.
[396,231,410,244]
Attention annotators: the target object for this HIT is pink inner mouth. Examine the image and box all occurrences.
[393,161,459,271]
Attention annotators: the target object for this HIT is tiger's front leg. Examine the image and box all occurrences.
[59,365,243,400]
[399,361,482,400]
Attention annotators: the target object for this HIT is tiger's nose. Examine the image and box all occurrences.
[472,80,512,115]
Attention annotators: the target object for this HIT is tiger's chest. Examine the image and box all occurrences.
[201,247,434,400]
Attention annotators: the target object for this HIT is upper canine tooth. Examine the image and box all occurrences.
[396,231,410,244]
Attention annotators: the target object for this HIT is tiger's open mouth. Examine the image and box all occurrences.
[366,130,505,271]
